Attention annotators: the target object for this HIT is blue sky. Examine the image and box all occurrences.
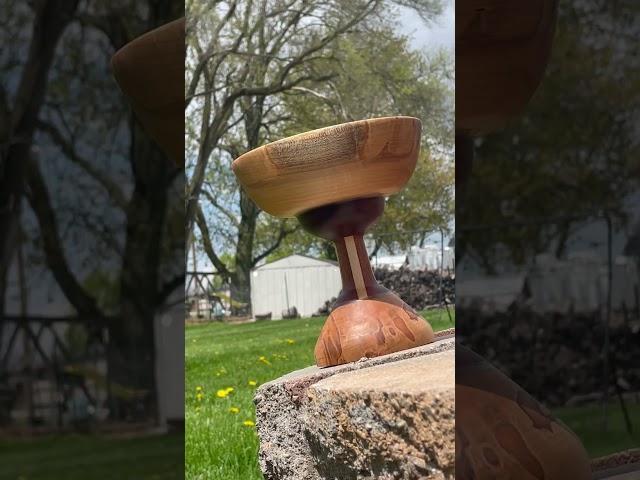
[397,0,454,51]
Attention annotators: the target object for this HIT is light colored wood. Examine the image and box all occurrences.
[314,297,434,368]
[344,235,368,300]
[111,18,185,166]
[456,0,557,135]
[232,116,421,217]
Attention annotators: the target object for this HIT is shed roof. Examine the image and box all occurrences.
[253,254,338,271]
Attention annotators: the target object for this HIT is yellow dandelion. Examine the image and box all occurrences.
[248,380,257,387]
[229,407,240,414]
[258,356,271,366]
[243,420,255,427]
[196,386,203,392]
[196,392,204,401]
[216,387,234,398]
[285,338,295,345]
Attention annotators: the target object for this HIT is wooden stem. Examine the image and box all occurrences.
[334,235,376,300]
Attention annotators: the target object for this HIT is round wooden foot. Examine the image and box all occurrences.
[457,346,591,479]
[315,296,434,367]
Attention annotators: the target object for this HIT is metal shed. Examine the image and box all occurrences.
[250,254,341,319]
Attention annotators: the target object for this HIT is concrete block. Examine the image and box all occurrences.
[254,334,454,480]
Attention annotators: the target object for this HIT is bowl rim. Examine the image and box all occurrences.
[232,115,421,169]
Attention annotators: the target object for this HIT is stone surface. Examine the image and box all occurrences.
[254,334,454,480]
[592,449,640,479]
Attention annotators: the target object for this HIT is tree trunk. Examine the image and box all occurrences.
[1,0,79,311]
[228,99,265,315]
[101,0,182,423]
[230,188,258,314]
[109,116,172,421]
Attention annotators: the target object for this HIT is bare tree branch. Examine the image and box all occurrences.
[202,186,240,227]
[26,158,106,321]
[196,203,230,277]
[252,221,298,266]
[36,119,128,209]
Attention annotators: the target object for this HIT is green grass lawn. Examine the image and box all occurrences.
[185,308,455,480]
[0,433,183,480]
[555,401,640,458]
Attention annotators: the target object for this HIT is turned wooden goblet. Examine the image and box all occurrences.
[233,116,434,367]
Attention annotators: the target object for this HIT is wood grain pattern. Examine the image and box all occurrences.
[343,235,368,299]
[314,297,435,368]
[456,0,557,135]
[313,232,435,367]
[111,18,185,166]
[457,346,591,479]
[232,117,421,217]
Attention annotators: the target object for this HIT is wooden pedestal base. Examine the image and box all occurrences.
[315,294,434,368]
[457,346,591,479]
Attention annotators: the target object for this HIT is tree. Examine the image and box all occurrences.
[457,1,640,271]
[187,0,451,310]
[0,0,80,315]
[1,0,183,420]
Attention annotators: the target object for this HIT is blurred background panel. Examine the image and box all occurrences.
[456,0,640,471]
[0,1,184,478]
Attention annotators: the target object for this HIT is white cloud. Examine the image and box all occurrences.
[396,0,454,52]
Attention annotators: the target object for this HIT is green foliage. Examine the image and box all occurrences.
[458,3,640,268]
[82,269,119,315]
[63,324,89,359]
[374,151,454,252]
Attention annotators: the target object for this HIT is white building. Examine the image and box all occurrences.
[250,254,341,319]
[369,246,455,271]
[407,245,455,271]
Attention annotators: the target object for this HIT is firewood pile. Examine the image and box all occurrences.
[457,306,640,407]
[375,267,455,310]
[312,268,454,315]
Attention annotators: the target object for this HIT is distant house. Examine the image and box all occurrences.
[250,254,341,319]
[370,245,455,271]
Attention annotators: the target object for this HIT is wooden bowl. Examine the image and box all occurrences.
[232,117,421,217]
[456,0,558,135]
[111,18,185,165]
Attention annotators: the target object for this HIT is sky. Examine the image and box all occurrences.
[396,0,454,52]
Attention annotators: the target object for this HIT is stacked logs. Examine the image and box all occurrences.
[457,306,640,406]
[374,267,455,310]
[313,268,454,316]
